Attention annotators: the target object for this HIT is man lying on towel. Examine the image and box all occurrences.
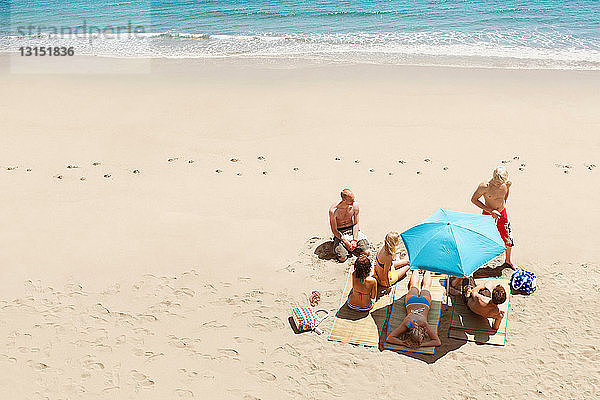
[460,278,506,330]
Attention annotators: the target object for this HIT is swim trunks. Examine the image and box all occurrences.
[483,208,514,247]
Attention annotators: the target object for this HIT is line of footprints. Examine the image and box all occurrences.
[1,155,596,180]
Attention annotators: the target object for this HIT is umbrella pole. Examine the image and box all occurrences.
[445,275,450,310]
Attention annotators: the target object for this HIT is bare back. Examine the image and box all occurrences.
[467,295,502,319]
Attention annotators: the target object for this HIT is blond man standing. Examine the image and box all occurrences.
[471,166,516,270]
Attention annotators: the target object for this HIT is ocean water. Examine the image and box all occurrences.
[1,0,599,69]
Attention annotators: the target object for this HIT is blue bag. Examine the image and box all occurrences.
[510,269,537,295]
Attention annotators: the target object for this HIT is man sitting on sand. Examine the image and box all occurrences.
[460,277,506,330]
[329,189,370,262]
[471,166,516,270]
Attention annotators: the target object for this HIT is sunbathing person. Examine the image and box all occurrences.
[374,232,411,293]
[463,278,506,330]
[386,271,442,348]
[460,277,506,330]
[329,189,370,262]
[346,254,377,311]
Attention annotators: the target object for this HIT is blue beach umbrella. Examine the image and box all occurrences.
[401,209,505,277]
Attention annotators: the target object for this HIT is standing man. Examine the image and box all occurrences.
[471,166,516,270]
[329,189,370,262]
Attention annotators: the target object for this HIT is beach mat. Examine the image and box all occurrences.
[327,270,394,347]
[382,273,444,355]
[448,278,511,345]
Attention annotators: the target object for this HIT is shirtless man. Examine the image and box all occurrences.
[329,189,370,262]
[471,166,516,269]
[463,279,507,331]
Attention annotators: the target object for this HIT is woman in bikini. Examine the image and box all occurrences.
[385,270,442,348]
[374,232,411,293]
[347,254,377,311]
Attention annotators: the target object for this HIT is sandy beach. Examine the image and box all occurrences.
[1,56,599,399]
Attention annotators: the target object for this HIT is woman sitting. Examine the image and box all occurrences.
[374,232,411,293]
[385,270,442,348]
[347,254,377,311]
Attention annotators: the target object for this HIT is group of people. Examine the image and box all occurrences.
[328,166,514,348]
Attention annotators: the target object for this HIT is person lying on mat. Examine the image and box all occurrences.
[329,188,370,262]
[347,254,377,311]
[461,277,507,330]
[374,231,411,293]
[385,270,442,348]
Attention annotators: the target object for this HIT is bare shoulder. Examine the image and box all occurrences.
[479,181,489,190]
[366,276,377,285]
[329,203,338,215]
[353,201,360,212]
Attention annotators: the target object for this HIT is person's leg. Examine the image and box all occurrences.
[504,246,515,269]
[393,264,411,282]
[333,237,349,262]
[405,270,420,304]
[419,271,433,305]
[354,239,370,257]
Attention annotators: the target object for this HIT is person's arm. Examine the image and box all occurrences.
[351,203,360,249]
[329,207,341,239]
[492,310,505,330]
[386,321,408,344]
[504,181,512,201]
[392,258,410,268]
[421,323,442,347]
[470,284,492,308]
[471,183,492,213]
[370,279,377,300]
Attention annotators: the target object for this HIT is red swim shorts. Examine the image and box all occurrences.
[483,208,514,247]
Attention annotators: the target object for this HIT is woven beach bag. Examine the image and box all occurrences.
[291,307,329,333]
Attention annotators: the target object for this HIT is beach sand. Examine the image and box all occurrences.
[0,56,599,399]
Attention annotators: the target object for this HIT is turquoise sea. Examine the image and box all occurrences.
[1,0,599,69]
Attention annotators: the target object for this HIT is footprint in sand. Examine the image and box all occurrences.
[66,165,79,169]
[175,389,195,398]
[27,361,49,371]
[292,167,299,171]
[92,162,101,166]
[130,370,155,387]
[168,157,179,162]
[443,166,448,171]
[80,177,86,181]
[398,160,406,164]
[334,157,341,161]
[251,369,277,382]
[236,172,242,176]
[187,160,194,164]
[230,158,240,162]
[215,169,222,173]
[369,168,375,173]
[132,169,140,174]
[6,166,18,171]
[262,171,268,175]
[416,171,422,175]
[103,174,111,178]
[55,175,63,180]
[388,172,393,175]
[585,163,596,171]
[424,158,431,163]
[354,159,360,163]
[257,156,265,160]
[26,168,31,172]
